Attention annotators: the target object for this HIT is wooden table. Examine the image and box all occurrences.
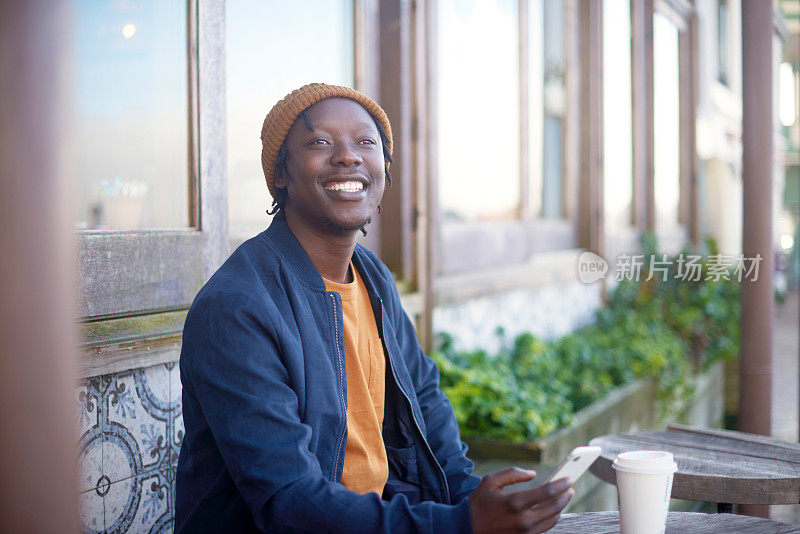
[589,424,800,512]
[550,511,800,533]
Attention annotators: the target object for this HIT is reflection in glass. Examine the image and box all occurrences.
[226,0,354,237]
[70,0,189,230]
[438,0,520,222]
[603,0,633,233]
[529,0,566,219]
[653,13,681,233]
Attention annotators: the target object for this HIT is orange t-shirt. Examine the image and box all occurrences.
[324,263,389,495]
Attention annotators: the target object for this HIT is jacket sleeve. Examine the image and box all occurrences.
[388,290,482,504]
[180,291,474,533]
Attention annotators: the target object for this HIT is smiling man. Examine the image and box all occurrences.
[175,83,572,533]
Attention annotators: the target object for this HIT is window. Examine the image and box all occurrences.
[653,12,682,235]
[436,0,520,222]
[226,0,355,240]
[70,0,189,231]
[76,0,229,378]
[602,0,633,235]
[435,0,578,275]
[538,0,566,219]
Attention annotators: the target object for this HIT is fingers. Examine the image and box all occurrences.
[523,488,574,533]
[472,471,574,534]
[507,477,572,509]
[483,467,537,490]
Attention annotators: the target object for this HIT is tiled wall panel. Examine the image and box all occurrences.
[76,363,183,534]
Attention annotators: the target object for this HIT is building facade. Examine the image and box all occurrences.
[69,1,798,531]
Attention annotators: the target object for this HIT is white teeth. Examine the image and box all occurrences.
[324,180,364,192]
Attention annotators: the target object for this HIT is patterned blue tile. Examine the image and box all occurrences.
[132,470,171,533]
[104,474,135,533]
[79,485,104,534]
[167,362,183,465]
[76,381,100,442]
[104,437,137,489]
[78,437,104,494]
[106,368,170,478]
[77,363,183,533]
[168,362,181,408]
[77,378,104,494]
[103,467,176,534]
[171,412,184,466]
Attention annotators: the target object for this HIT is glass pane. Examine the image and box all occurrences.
[717,0,730,85]
[529,0,565,219]
[603,0,633,233]
[653,13,681,233]
[226,0,354,237]
[542,115,563,218]
[70,0,189,230]
[438,0,520,222]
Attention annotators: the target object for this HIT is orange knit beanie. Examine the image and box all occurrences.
[260,83,393,200]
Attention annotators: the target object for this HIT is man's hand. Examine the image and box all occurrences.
[469,467,573,534]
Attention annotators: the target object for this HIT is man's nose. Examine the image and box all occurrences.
[331,142,362,167]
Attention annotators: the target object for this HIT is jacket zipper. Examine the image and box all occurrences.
[329,292,347,482]
[378,297,451,504]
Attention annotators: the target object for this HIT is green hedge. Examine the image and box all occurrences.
[431,236,740,442]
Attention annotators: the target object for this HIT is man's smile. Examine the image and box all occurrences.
[323,180,365,193]
[321,173,370,200]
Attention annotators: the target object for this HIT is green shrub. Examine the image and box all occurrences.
[432,235,740,442]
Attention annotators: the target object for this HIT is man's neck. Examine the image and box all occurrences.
[283,212,357,284]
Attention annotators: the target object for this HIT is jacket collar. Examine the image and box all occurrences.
[261,217,327,292]
[261,217,372,294]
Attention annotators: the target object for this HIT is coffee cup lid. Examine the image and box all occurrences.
[612,450,678,474]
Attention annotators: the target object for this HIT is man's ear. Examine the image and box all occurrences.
[274,167,289,188]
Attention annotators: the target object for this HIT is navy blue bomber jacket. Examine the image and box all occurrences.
[175,218,481,533]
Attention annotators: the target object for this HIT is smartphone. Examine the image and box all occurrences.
[544,445,602,485]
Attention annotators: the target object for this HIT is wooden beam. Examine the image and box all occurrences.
[578,0,605,256]
[413,0,434,351]
[379,0,414,281]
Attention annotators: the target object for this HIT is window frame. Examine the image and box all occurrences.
[430,0,581,281]
[79,0,229,378]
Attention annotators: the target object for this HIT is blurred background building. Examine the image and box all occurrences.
[14,0,796,531]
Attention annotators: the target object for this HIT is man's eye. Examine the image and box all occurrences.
[358,138,377,145]
[309,138,329,146]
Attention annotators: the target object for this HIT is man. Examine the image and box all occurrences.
[175,83,573,533]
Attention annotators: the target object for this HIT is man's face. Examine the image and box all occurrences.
[277,98,386,235]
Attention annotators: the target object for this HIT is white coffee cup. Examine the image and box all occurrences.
[613,450,678,534]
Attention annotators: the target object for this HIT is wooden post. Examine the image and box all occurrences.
[739,0,774,518]
[578,0,605,256]
[0,1,79,531]
[413,0,433,352]
[379,0,414,282]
